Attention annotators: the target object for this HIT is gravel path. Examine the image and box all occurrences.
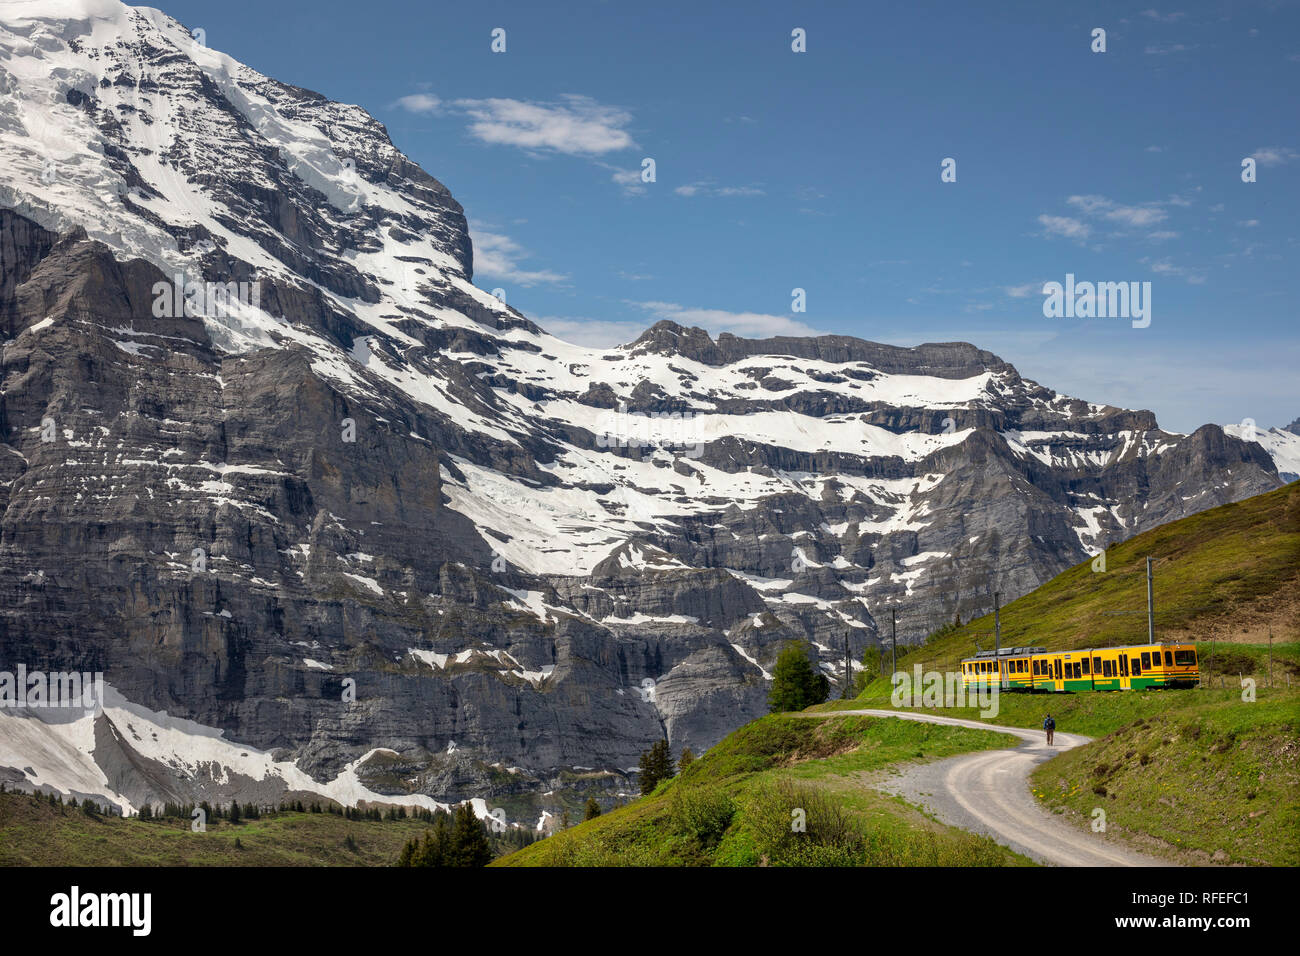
[819,708,1169,866]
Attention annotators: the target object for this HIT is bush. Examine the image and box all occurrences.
[669,786,736,848]
[746,779,863,866]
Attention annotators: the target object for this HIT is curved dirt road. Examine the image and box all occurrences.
[825,708,1167,866]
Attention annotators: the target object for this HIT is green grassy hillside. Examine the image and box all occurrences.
[1030,696,1298,866]
[495,713,1029,867]
[0,794,438,866]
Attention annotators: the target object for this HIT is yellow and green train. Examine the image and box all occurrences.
[960,642,1199,693]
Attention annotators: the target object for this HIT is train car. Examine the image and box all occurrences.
[959,646,1043,693]
[960,642,1199,693]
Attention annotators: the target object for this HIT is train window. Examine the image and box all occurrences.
[1142,652,1151,669]
[1082,658,1090,675]
[1131,657,1141,675]
[1164,651,1173,667]
[1175,650,1196,666]
[1119,656,1128,677]
[1103,659,1112,677]
[1033,660,1040,675]
[1054,660,1062,680]
[1074,662,1082,679]
[1093,656,1102,672]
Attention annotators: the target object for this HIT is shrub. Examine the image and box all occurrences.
[669,786,736,848]
[746,779,863,866]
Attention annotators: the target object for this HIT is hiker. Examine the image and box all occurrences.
[1043,713,1056,746]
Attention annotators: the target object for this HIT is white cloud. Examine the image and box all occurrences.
[391,93,442,114]
[1140,257,1202,283]
[629,301,820,338]
[470,227,567,286]
[454,95,635,156]
[1038,215,1091,239]
[537,317,648,347]
[1140,9,1186,23]
[599,163,647,195]
[1147,230,1181,241]
[674,181,765,198]
[1067,194,1167,227]
[1251,146,1298,167]
[1237,219,1260,227]
[1004,284,1035,298]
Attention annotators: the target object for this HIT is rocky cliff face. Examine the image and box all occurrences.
[0,1,1288,821]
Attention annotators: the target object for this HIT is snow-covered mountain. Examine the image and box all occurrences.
[0,0,1287,820]
[1221,421,1300,484]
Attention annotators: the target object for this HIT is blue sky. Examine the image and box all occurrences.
[156,0,1297,433]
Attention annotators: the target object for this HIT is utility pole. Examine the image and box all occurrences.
[1146,556,1155,644]
[891,607,897,677]
[994,590,1002,690]
[994,591,1001,655]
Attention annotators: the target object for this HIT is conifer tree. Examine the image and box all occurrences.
[768,640,830,712]
[449,803,493,867]
[637,739,675,795]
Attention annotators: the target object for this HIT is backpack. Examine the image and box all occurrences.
[1044,717,1055,730]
